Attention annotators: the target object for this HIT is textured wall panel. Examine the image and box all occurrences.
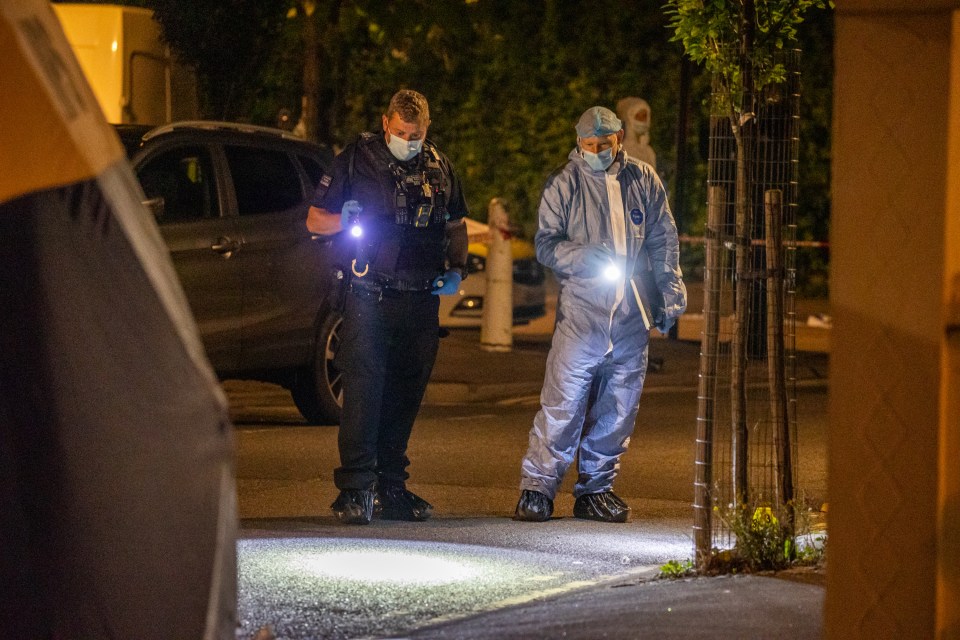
[827,7,950,639]
[938,11,960,637]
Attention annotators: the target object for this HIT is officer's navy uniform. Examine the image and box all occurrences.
[311,132,468,499]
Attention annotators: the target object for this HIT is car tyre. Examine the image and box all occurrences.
[290,311,343,425]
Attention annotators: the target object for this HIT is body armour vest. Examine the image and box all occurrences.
[350,132,449,287]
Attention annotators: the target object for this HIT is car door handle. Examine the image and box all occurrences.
[211,237,241,257]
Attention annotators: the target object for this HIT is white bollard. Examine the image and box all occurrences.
[481,197,513,352]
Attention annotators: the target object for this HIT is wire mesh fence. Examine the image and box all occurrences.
[693,50,802,564]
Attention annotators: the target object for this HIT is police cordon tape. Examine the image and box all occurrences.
[466,231,827,249]
[678,234,829,248]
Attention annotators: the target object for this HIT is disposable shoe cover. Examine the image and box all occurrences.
[331,489,375,524]
[376,486,433,521]
[573,491,630,523]
[514,490,554,522]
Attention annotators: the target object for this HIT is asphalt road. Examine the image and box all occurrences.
[232,385,696,638]
[228,331,827,639]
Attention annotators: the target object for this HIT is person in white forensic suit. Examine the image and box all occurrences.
[514,106,686,523]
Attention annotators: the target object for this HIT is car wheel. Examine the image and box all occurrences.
[290,311,343,425]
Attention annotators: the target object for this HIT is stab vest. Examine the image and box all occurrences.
[349,133,449,286]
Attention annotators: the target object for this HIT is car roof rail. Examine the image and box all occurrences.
[142,120,308,143]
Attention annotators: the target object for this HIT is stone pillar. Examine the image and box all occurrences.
[940,10,960,635]
[828,2,960,638]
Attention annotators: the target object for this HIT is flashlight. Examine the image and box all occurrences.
[599,241,621,282]
[347,210,363,239]
[342,200,363,238]
[342,200,369,277]
[347,214,366,274]
[603,262,621,281]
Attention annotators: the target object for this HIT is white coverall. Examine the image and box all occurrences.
[519,148,686,499]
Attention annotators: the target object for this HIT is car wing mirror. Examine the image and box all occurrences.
[142,196,165,220]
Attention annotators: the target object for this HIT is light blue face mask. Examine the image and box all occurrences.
[387,133,423,161]
[582,147,614,172]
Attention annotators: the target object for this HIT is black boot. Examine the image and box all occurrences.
[375,485,433,521]
[573,491,630,523]
[514,489,554,522]
[331,489,375,525]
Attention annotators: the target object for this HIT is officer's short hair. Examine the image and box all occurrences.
[387,90,430,125]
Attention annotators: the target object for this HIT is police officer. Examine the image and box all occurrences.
[306,89,469,525]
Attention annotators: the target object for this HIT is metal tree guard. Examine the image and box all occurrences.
[693,50,801,565]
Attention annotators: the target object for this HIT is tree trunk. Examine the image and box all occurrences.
[300,0,319,143]
[694,184,726,568]
[730,117,752,508]
[730,0,757,510]
[764,189,795,543]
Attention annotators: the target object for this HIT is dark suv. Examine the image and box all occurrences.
[117,121,347,424]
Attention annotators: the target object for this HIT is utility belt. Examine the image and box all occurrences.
[350,272,435,295]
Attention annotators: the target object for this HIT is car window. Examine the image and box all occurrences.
[224,145,303,215]
[137,145,217,222]
[298,154,324,189]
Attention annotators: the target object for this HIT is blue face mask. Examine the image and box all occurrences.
[387,133,423,161]
[582,147,615,172]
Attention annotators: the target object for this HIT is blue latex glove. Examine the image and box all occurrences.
[431,270,462,295]
[341,200,362,229]
[654,314,676,334]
